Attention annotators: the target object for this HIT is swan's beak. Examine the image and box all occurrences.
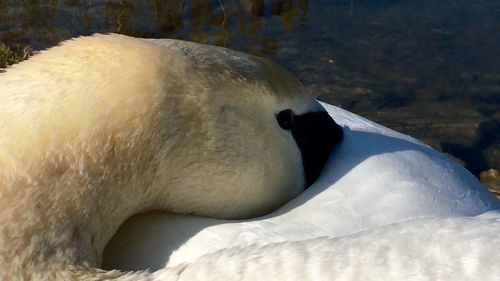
[291,111,343,188]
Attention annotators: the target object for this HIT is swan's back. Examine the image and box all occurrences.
[149,212,500,281]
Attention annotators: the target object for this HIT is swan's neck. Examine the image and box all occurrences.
[0,132,159,277]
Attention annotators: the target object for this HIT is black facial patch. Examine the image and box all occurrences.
[290,111,343,188]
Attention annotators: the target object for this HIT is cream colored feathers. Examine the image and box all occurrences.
[0,34,327,280]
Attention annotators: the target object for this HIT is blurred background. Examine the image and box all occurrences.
[0,0,498,193]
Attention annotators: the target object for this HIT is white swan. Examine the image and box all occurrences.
[104,104,500,280]
[1,32,498,280]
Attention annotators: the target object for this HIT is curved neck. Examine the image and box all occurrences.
[0,131,159,278]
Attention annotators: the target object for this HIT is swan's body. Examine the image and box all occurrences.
[153,212,500,281]
[105,105,500,280]
[0,34,342,280]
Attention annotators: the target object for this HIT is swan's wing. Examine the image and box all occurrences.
[155,212,500,281]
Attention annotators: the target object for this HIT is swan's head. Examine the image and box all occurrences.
[147,39,343,219]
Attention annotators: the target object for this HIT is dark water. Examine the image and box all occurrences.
[0,0,498,177]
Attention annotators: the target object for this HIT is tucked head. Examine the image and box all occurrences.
[0,34,343,224]
[145,38,344,219]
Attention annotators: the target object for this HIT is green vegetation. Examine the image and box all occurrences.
[0,44,32,69]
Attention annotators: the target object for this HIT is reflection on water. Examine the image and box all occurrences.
[0,0,308,55]
[0,0,499,180]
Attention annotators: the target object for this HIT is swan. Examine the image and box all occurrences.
[0,34,343,280]
[1,32,497,280]
[104,104,500,280]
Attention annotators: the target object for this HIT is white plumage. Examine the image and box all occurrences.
[152,212,500,281]
[104,104,500,280]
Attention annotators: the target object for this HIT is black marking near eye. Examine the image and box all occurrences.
[290,111,343,188]
[276,109,294,130]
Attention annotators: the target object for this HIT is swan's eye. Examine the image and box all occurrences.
[276,109,294,130]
